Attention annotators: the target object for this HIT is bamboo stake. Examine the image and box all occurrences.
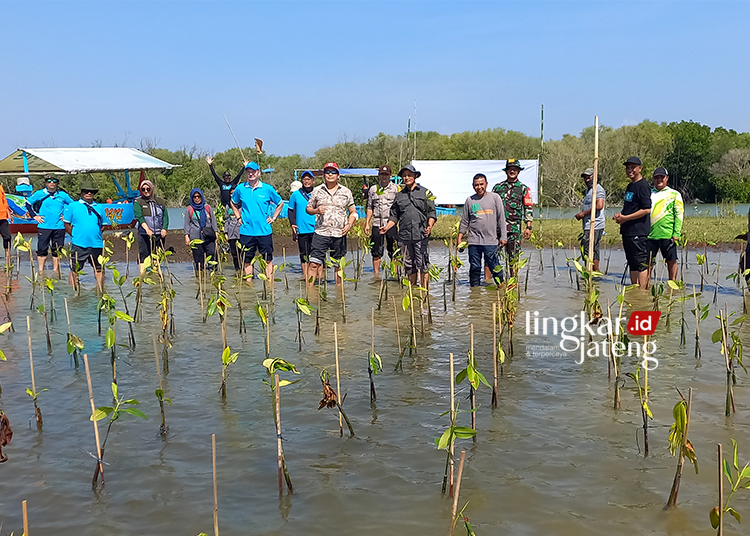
[644,335,649,403]
[470,324,476,440]
[449,352,456,497]
[718,443,724,536]
[393,296,403,372]
[22,500,29,536]
[265,304,270,358]
[212,433,219,536]
[666,387,692,508]
[492,302,498,408]
[449,450,466,536]
[153,333,167,434]
[83,354,104,487]
[334,322,343,436]
[369,307,376,404]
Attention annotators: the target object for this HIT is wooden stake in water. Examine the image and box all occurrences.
[449,450,466,536]
[470,324,476,439]
[718,443,724,536]
[153,333,167,435]
[369,307,377,404]
[26,316,42,430]
[83,353,104,487]
[586,115,600,272]
[22,499,29,536]
[492,302,498,408]
[393,296,403,372]
[449,352,456,496]
[275,374,293,494]
[334,322,343,436]
[212,433,219,536]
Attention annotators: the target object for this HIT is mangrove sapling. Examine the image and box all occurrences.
[120,230,135,278]
[254,301,271,357]
[206,274,231,349]
[262,358,300,495]
[692,285,708,359]
[293,298,314,351]
[64,299,84,367]
[401,278,418,354]
[157,288,175,372]
[91,381,148,485]
[571,256,603,322]
[393,296,405,372]
[318,369,355,438]
[713,307,747,416]
[368,308,383,406]
[710,439,750,534]
[697,252,708,292]
[626,366,653,457]
[37,299,52,355]
[713,254,722,305]
[111,268,136,348]
[437,401,477,496]
[26,316,46,430]
[43,277,56,322]
[218,346,239,399]
[152,334,171,435]
[666,387,698,508]
[13,233,37,307]
[234,291,247,335]
[330,256,357,323]
[455,327,491,439]
[0,321,12,394]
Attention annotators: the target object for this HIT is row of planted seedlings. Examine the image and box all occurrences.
[3,230,749,535]
[567,243,750,533]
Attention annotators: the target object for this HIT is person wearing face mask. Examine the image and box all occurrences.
[25,174,74,275]
[133,179,169,273]
[287,171,317,281]
[574,168,606,272]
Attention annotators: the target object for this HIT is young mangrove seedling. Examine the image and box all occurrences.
[65,299,84,368]
[206,274,231,349]
[455,329,490,439]
[626,365,653,456]
[91,382,147,485]
[36,301,52,355]
[255,300,270,357]
[111,268,136,348]
[100,294,134,385]
[43,276,56,322]
[218,346,239,400]
[318,369,355,437]
[293,298,314,352]
[368,307,383,406]
[691,286,708,359]
[666,387,698,508]
[437,400,476,495]
[263,357,300,495]
[710,439,750,533]
[0,321,11,394]
[713,307,747,416]
[26,316,46,430]
[329,256,357,323]
[153,334,171,436]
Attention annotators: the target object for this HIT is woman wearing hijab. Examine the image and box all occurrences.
[184,188,218,270]
[134,180,169,272]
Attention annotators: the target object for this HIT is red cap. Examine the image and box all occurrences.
[323,162,339,172]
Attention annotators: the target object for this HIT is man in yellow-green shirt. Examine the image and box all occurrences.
[648,167,684,281]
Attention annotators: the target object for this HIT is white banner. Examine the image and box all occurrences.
[411,159,539,205]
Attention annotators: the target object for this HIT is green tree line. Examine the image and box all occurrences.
[3,120,750,208]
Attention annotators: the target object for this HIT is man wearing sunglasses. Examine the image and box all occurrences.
[64,179,105,291]
[25,175,74,275]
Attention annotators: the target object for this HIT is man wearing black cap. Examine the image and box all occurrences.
[648,167,683,281]
[492,158,533,266]
[614,156,652,288]
[380,164,436,287]
[574,168,606,272]
[365,164,399,277]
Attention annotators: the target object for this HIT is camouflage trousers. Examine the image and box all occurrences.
[499,220,523,264]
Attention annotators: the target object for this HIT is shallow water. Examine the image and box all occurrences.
[0,245,749,536]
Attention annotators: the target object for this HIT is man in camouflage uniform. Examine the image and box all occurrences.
[492,158,533,267]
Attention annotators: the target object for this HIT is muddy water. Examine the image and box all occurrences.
[0,245,749,536]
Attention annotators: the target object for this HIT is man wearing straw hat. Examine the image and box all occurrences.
[64,178,105,291]
[574,168,606,272]
[492,158,533,265]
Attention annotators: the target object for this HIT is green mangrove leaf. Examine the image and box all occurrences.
[724,459,732,482]
[0,321,12,334]
[92,406,114,421]
[402,295,410,311]
[710,506,721,528]
[455,369,468,385]
[0,349,5,361]
[121,407,148,420]
[453,426,478,439]
[111,382,119,400]
[727,507,741,524]
[114,311,134,322]
[435,428,452,450]
[278,379,301,388]
[106,327,115,348]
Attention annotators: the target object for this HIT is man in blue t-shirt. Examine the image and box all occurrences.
[287,170,317,281]
[64,179,105,291]
[26,175,74,275]
[230,161,283,281]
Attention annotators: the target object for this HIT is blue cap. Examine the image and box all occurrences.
[301,170,314,179]
[245,161,260,171]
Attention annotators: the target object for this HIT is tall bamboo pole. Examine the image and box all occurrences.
[83,354,104,487]
[22,500,29,536]
[212,433,219,536]
[334,322,343,436]
[492,302,498,408]
[586,115,600,273]
[449,450,467,536]
[449,353,456,497]
[718,443,724,536]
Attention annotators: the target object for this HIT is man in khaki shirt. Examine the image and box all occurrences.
[306,162,358,288]
[365,164,399,276]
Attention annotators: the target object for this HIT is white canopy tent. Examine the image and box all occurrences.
[411,159,539,205]
[0,147,179,175]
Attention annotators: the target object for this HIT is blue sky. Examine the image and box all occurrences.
[2,1,748,158]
